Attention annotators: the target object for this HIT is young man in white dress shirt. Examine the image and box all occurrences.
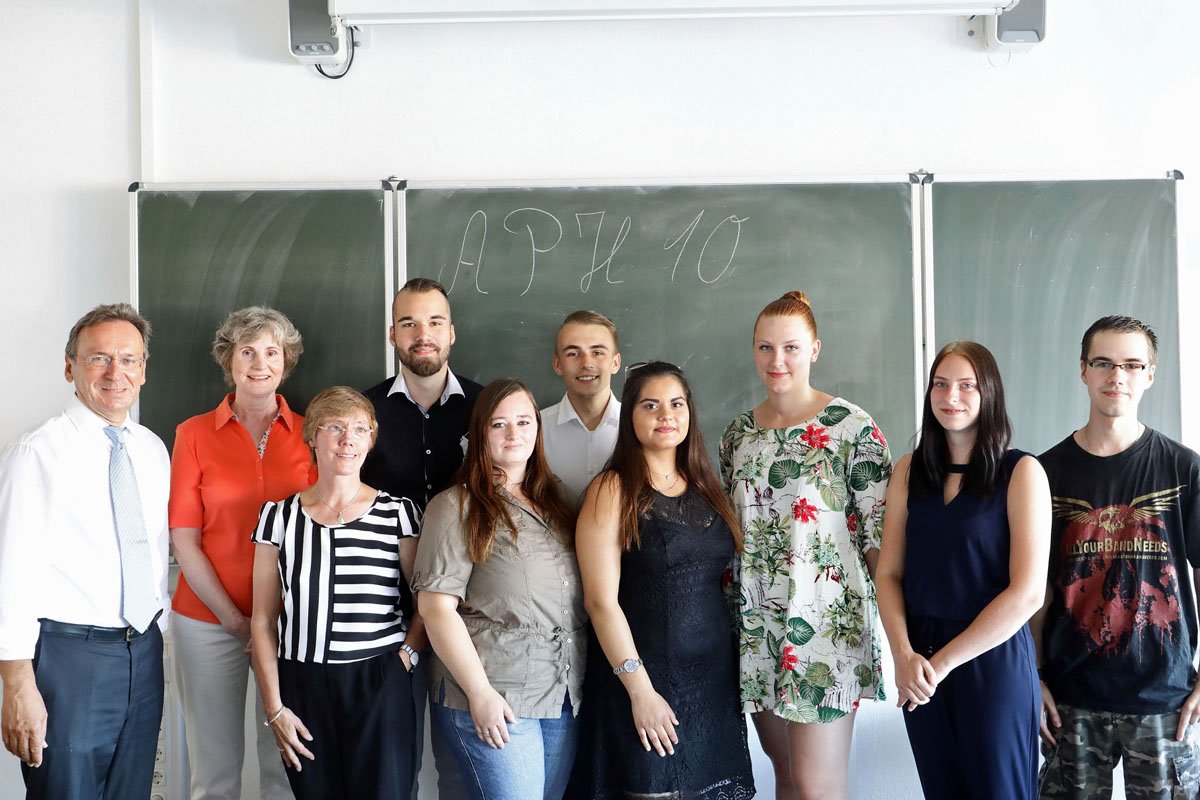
[541,310,623,499]
[0,303,171,800]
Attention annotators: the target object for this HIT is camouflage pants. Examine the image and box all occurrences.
[1038,703,1200,799]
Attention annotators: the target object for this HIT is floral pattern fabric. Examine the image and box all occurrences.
[719,398,891,722]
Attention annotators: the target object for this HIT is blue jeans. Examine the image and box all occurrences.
[430,690,577,800]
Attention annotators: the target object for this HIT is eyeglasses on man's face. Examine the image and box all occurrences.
[1085,359,1149,373]
[79,354,147,371]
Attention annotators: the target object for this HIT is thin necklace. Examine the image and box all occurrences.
[231,408,279,460]
[652,469,680,492]
[315,485,360,524]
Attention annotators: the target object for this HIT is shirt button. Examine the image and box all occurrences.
[565,664,571,671]
[426,484,432,490]
[562,580,568,586]
[425,449,432,454]
[567,638,572,644]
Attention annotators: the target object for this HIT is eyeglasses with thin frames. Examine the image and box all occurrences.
[79,354,147,371]
[1085,359,1149,373]
[316,423,374,439]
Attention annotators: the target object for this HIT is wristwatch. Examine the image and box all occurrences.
[613,658,643,675]
[400,643,420,671]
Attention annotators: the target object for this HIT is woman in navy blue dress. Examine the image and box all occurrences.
[876,341,1051,800]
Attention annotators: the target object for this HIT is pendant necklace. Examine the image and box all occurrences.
[316,485,360,524]
[653,469,680,492]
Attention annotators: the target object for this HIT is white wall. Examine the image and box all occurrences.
[3,1,1197,797]
[0,3,140,793]
[2,0,140,443]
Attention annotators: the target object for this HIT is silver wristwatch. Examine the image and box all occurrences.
[612,658,643,675]
[400,643,420,670]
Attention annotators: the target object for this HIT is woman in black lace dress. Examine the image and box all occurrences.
[569,361,755,799]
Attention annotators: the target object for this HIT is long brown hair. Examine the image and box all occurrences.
[456,378,576,562]
[910,341,1012,499]
[601,362,742,552]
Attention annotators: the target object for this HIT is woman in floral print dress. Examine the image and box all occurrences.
[720,291,891,800]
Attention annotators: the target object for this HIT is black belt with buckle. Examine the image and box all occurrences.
[40,611,162,642]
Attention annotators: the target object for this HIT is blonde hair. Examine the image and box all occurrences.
[557,309,619,350]
[302,386,378,453]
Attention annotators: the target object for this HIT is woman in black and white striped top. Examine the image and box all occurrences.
[250,386,424,800]
[253,490,418,663]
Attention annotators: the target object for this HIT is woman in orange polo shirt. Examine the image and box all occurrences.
[168,306,312,800]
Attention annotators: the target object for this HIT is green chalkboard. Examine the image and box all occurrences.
[932,179,1180,454]
[405,182,918,455]
[137,189,389,448]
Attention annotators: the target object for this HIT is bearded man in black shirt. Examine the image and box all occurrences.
[362,277,482,800]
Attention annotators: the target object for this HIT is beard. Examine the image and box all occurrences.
[400,345,447,378]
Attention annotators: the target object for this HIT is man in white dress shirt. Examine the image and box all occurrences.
[0,303,170,800]
[541,310,623,499]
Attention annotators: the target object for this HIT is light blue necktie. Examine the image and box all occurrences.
[103,426,159,633]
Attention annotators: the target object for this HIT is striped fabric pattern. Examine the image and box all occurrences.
[253,491,420,664]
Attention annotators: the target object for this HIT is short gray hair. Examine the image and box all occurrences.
[211,306,304,386]
[65,303,152,359]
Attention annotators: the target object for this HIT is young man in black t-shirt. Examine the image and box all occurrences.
[1036,315,1200,798]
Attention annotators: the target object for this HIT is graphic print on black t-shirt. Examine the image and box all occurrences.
[1053,486,1185,658]
[1040,428,1200,714]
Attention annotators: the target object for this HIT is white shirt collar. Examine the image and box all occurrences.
[387,368,465,408]
[64,393,142,436]
[551,390,620,429]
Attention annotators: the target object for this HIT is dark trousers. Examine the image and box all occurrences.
[903,616,1040,800]
[22,621,164,800]
[409,658,472,799]
[411,657,428,800]
[277,651,417,800]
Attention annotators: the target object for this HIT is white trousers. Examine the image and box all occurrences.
[171,615,292,800]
